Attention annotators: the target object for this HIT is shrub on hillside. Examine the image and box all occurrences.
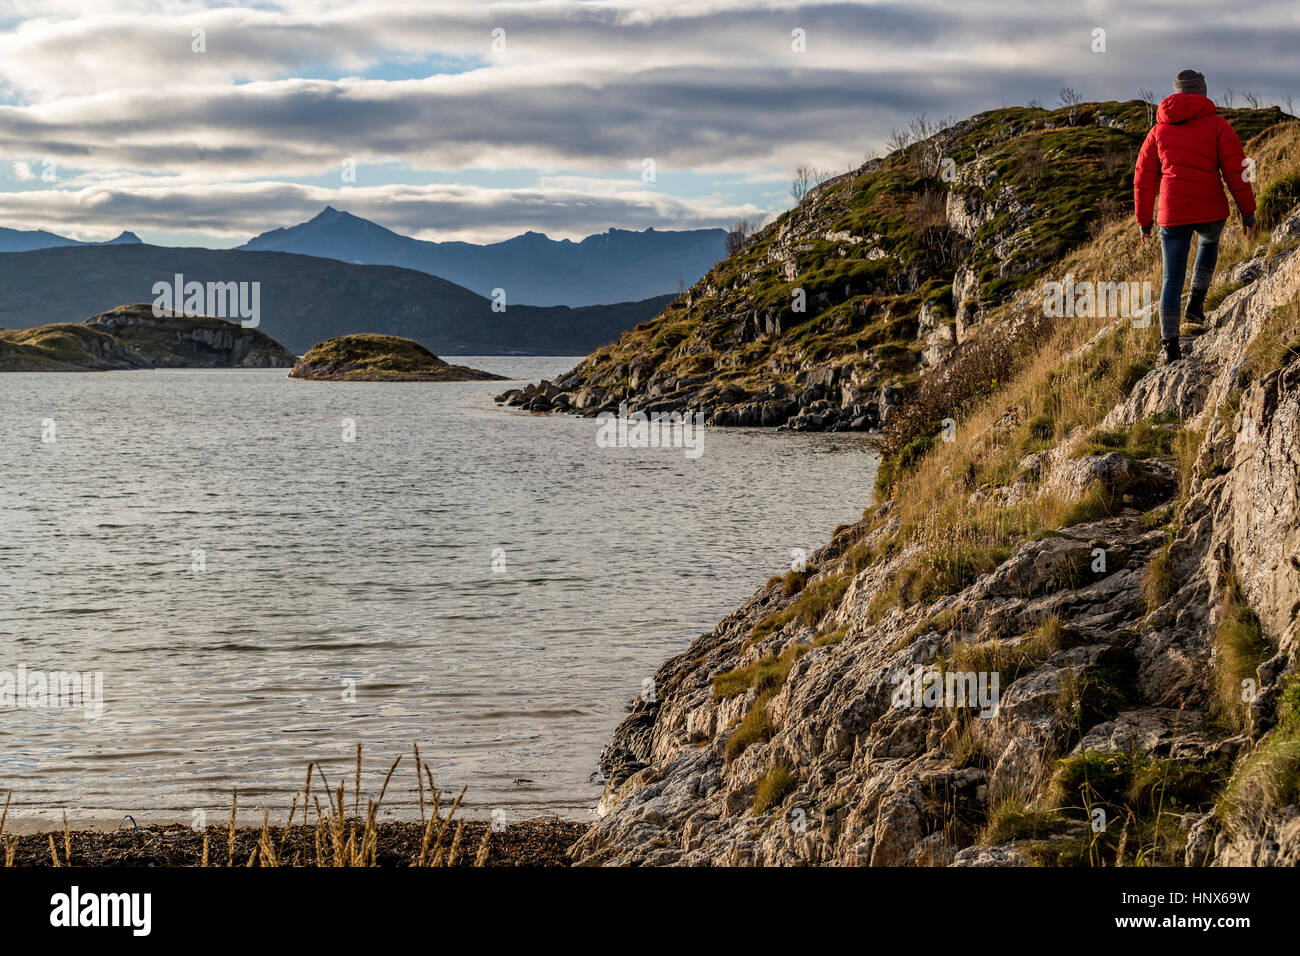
[1258,171,1300,228]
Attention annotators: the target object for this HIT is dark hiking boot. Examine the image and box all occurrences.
[1185,287,1208,325]
[1161,337,1183,365]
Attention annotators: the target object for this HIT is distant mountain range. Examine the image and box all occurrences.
[238,207,727,306]
[0,226,142,253]
[0,245,672,355]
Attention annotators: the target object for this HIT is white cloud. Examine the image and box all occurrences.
[1,0,1297,242]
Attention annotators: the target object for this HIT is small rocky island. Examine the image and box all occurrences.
[0,303,295,371]
[288,333,507,381]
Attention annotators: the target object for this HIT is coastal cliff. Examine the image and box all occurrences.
[0,303,295,371]
[569,109,1300,866]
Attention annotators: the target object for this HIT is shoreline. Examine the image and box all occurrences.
[0,805,597,836]
[3,819,589,867]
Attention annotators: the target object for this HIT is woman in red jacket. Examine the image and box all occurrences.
[1134,70,1258,363]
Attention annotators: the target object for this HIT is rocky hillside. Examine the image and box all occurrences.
[0,304,294,371]
[570,121,1300,866]
[288,333,506,381]
[502,101,1286,431]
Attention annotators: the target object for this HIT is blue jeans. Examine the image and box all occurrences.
[1159,219,1225,341]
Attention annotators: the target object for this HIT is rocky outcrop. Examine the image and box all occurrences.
[289,333,505,382]
[570,209,1300,867]
[0,303,295,371]
[499,102,1292,434]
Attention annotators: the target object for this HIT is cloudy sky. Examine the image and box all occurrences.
[0,0,1297,247]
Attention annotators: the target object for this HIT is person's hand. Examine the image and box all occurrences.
[1139,225,1152,244]
[1243,223,1260,241]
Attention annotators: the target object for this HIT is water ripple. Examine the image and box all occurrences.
[0,360,876,820]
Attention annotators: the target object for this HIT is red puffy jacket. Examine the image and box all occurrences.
[1134,92,1256,228]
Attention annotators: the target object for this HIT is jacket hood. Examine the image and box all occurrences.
[1158,92,1217,125]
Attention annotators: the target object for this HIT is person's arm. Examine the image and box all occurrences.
[1134,128,1161,239]
[1217,117,1258,236]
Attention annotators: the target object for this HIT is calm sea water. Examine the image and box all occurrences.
[0,358,876,823]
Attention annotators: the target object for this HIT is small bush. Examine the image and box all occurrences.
[1142,543,1175,611]
[725,703,774,762]
[1222,677,1300,831]
[1047,750,1223,865]
[781,568,808,596]
[1204,280,1245,314]
[753,763,798,813]
[1212,573,1272,730]
[712,646,804,701]
[1049,751,1130,810]
[796,572,850,626]
[1222,728,1300,829]
[1257,170,1300,228]
[749,605,797,642]
[1234,301,1300,391]
[979,796,1057,845]
[1027,414,1055,441]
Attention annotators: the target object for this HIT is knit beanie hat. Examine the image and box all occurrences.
[1174,70,1208,96]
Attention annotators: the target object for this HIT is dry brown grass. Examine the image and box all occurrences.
[863,119,1300,616]
[0,744,492,869]
[279,744,480,868]
[947,615,1072,683]
[1222,678,1300,834]
[1212,574,1274,731]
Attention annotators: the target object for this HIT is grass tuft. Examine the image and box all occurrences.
[1211,573,1273,730]
[753,763,798,813]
